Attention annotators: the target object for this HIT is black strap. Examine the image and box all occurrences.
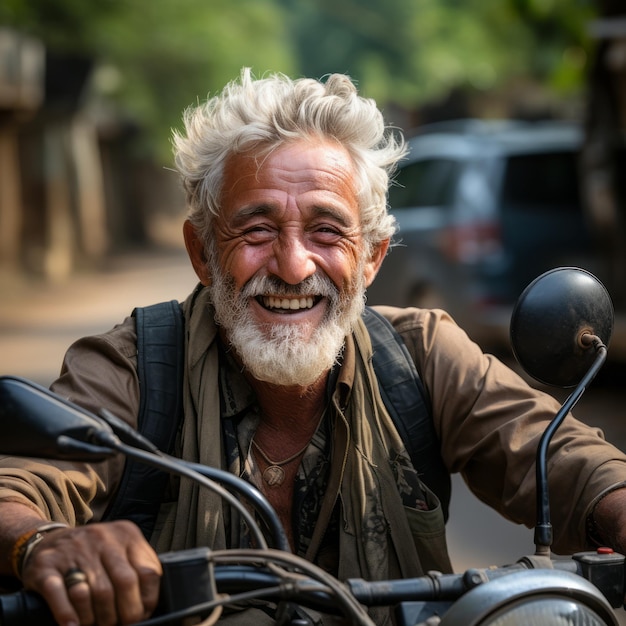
[362,307,451,520]
[102,301,185,538]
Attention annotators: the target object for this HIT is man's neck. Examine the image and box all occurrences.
[246,372,329,433]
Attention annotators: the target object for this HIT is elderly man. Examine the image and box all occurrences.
[1,69,626,626]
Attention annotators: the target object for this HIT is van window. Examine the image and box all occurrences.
[389,158,464,209]
[500,151,581,212]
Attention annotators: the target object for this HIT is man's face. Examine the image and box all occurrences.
[204,138,384,387]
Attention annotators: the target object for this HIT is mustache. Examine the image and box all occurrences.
[240,274,340,300]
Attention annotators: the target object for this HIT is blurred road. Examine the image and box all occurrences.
[1,245,626,621]
[0,245,197,386]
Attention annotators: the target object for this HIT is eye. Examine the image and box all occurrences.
[309,223,345,244]
[316,225,341,234]
[241,223,276,243]
[307,206,355,241]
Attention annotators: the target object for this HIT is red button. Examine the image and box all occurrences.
[597,547,614,554]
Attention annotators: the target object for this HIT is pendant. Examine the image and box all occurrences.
[262,465,285,486]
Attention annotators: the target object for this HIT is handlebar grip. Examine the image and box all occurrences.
[0,589,56,625]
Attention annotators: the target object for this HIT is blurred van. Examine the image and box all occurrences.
[366,119,598,351]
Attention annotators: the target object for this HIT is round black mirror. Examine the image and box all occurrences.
[510,267,614,388]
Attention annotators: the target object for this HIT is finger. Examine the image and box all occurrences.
[102,545,161,623]
[101,554,144,625]
[85,569,118,626]
[37,572,83,626]
[128,542,162,618]
[136,564,162,618]
[45,563,118,626]
[50,565,115,626]
[65,576,96,626]
[114,522,162,620]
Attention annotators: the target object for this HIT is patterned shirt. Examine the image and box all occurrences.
[218,343,336,557]
[216,340,428,564]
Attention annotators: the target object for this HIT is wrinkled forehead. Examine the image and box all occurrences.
[220,138,360,204]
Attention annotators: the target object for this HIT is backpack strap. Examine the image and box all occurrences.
[102,300,185,539]
[362,306,451,520]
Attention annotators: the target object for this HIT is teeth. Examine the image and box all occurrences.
[262,296,315,310]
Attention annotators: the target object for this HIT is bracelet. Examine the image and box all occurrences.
[11,522,69,580]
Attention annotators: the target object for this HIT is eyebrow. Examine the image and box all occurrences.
[310,205,353,228]
[231,204,355,228]
[230,204,274,227]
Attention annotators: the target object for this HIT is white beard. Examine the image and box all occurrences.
[208,264,366,387]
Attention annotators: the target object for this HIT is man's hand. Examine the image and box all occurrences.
[21,521,162,626]
[590,487,626,554]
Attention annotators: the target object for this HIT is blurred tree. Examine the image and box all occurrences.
[509,0,597,91]
[0,0,608,270]
[279,0,597,117]
[93,0,297,160]
[0,0,123,53]
[1,0,601,152]
[1,0,296,160]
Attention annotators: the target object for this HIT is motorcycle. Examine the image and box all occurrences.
[0,266,623,625]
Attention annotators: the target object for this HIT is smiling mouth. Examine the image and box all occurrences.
[258,295,319,311]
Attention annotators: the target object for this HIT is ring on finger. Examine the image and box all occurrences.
[63,567,88,589]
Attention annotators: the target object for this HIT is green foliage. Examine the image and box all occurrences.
[1,0,296,160]
[1,0,600,159]
[93,0,297,161]
[0,0,123,52]
[278,0,421,103]
[279,0,598,109]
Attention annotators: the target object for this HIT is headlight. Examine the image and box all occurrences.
[440,569,618,626]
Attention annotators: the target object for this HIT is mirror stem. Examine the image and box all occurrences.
[534,337,607,555]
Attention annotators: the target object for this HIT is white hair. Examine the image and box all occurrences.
[172,68,406,254]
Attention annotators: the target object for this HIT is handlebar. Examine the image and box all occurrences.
[1,547,623,626]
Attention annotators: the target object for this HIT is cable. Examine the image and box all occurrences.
[211,549,375,626]
[92,432,269,550]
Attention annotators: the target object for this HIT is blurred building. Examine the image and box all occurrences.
[0,28,183,282]
[0,28,107,280]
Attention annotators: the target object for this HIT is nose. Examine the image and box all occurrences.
[268,233,317,285]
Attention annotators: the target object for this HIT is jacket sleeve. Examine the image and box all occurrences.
[0,317,139,525]
[374,305,626,554]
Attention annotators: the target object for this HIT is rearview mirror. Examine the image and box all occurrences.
[509,267,614,388]
[0,376,116,461]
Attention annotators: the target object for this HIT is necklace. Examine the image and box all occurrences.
[251,438,310,487]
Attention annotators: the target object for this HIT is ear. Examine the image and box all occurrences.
[363,239,390,287]
[183,220,212,286]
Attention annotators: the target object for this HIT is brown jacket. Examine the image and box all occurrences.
[0,299,625,560]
